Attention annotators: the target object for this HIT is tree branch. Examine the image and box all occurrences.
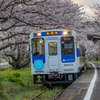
[0,41,28,50]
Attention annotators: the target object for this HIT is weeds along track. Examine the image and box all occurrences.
[29,84,70,100]
[29,85,47,100]
[30,88,65,100]
[30,90,46,100]
[32,85,44,91]
[52,89,65,100]
[51,84,68,100]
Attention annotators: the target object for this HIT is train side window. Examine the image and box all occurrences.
[79,45,84,56]
[49,42,57,56]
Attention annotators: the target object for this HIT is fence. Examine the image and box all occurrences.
[0,62,11,68]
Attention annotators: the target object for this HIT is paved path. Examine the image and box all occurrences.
[57,62,100,100]
[91,67,100,100]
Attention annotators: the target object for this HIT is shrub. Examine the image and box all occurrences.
[98,56,100,61]
[0,68,6,71]
[13,72,20,77]
[8,73,24,86]
[0,67,12,71]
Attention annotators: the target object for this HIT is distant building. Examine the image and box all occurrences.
[87,34,100,43]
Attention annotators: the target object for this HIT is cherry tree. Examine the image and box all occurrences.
[0,0,85,69]
[83,4,100,58]
[0,0,85,49]
[0,0,56,69]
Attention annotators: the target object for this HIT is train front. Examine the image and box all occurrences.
[30,29,78,84]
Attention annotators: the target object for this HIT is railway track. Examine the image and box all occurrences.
[29,71,84,100]
[29,83,67,100]
[52,89,65,100]
[30,88,65,100]
[32,85,44,91]
[30,90,46,100]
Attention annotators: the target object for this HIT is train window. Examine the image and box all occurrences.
[79,45,84,56]
[49,42,57,56]
[32,38,44,56]
[61,37,74,54]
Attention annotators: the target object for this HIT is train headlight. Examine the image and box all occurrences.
[37,33,41,36]
[63,31,68,35]
[63,31,71,35]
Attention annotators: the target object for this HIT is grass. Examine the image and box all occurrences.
[68,94,75,100]
[0,58,7,63]
[0,67,64,100]
[33,87,63,100]
[0,67,42,100]
[88,69,90,73]
[0,61,5,63]
[89,60,100,63]
[82,66,87,73]
[38,87,63,100]
[77,89,82,95]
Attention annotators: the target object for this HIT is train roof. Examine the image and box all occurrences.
[32,29,72,33]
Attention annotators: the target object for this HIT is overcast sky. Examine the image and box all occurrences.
[73,0,100,15]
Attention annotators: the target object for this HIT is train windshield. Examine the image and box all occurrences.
[32,38,44,56]
[61,37,74,54]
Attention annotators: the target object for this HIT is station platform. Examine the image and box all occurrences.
[56,62,100,100]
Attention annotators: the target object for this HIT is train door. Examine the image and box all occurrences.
[47,39,59,72]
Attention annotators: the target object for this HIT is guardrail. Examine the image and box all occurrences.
[0,62,11,68]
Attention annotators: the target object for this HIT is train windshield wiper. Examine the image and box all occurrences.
[65,52,69,57]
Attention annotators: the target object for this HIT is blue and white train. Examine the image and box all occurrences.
[30,29,85,84]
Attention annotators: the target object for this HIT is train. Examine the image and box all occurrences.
[30,29,86,84]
